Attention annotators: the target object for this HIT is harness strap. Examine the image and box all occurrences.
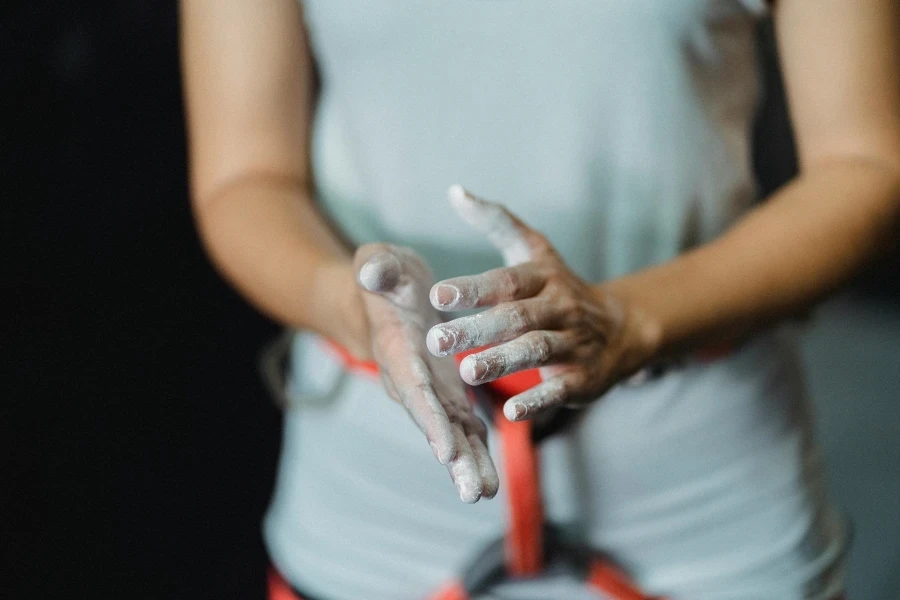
[268,569,314,600]
[312,339,674,599]
[326,340,546,575]
[495,405,544,576]
[430,580,470,600]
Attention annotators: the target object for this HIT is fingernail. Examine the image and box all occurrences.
[358,261,379,291]
[426,327,456,356]
[504,402,526,421]
[461,357,487,383]
[434,284,460,308]
[472,359,487,380]
[457,475,482,504]
[460,487,481,504]
[358,253,400,292]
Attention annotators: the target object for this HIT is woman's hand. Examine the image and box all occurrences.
[426,185,661,423]
[353,243,499,503]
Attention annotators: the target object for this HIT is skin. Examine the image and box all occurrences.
[179,0,495,502]
[353,244,498,502]
[181,0,900,502]
[428,185,648,422]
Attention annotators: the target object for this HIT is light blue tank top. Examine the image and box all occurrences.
[264,2,847,599]
[303,0,769,282]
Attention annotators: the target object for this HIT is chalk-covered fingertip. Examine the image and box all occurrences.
[459,356,480,385]
[447,183,468,204]
[503,400,526,422]
[430,283,461,310]
[426,327,446,357]
[358,252,401,292]
[429,285,441,309]
[457,479,483,504]
[481,477,500,499]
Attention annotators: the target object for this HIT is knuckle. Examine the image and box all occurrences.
[465,279,481,305]
[537,386,561,411]
[555,294,578,315]
[573,344,594,363]
[480,352,505,379]
[502,269,522,299]
[530,332,552,363]
[566,373,589,396]
[526,231,553,255]
[509,304,530,334]
[556,377,575,400]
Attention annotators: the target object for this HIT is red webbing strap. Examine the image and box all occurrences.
[321,341,547,582]
[453,348,544,577]
[268,569,304,600]
[323,340,543,397]
[288,341,680,599]
[323,340,380,377]
[495,404,544,576]
[430,580,470,600]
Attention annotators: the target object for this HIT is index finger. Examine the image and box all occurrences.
[447,185,536,266]
[430,263,545,311]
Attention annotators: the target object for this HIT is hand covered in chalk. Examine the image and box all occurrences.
[353,243,499,503]
[426,185,659,423]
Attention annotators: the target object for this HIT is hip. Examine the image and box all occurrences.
[263,330,847,600]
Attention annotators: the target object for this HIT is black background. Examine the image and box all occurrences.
[2,4,897,600]
[5,3,279,599]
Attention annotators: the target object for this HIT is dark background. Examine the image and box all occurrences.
[3,3,898,600]
[5,3,279,599]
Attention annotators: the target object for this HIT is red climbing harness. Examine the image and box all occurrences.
[265,339,664,600]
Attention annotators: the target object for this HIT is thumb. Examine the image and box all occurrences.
[447,184,545,266]
[354,244,403,294]
[353,243,430,309]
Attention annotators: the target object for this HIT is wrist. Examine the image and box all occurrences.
[312,260,372,360]
[593,282,664,378]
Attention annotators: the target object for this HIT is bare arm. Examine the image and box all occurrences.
[180,0,367,356]
[424,0,900,419]
[605,0,900,356]
[180,0,497,501]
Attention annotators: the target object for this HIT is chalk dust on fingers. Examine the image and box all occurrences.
[429,302,536,358]
[448,425,483,503]
[426,325,457,357]
[400,380,456,464]
[358,251,402,293]
[447,184,532,265]
[460,330,559,385]
[431,264,545,312]
[503,377,567,422]
[429,283,463,310]
[468,433,499,499]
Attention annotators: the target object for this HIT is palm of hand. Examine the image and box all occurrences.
[354,244,499,503]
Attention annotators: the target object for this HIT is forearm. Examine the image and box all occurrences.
[603,159,900,358]
[193,173,369,356]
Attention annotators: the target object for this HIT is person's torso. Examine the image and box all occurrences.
[302,0,767,281]
[264,4,846,599]
[265,330,846,600]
